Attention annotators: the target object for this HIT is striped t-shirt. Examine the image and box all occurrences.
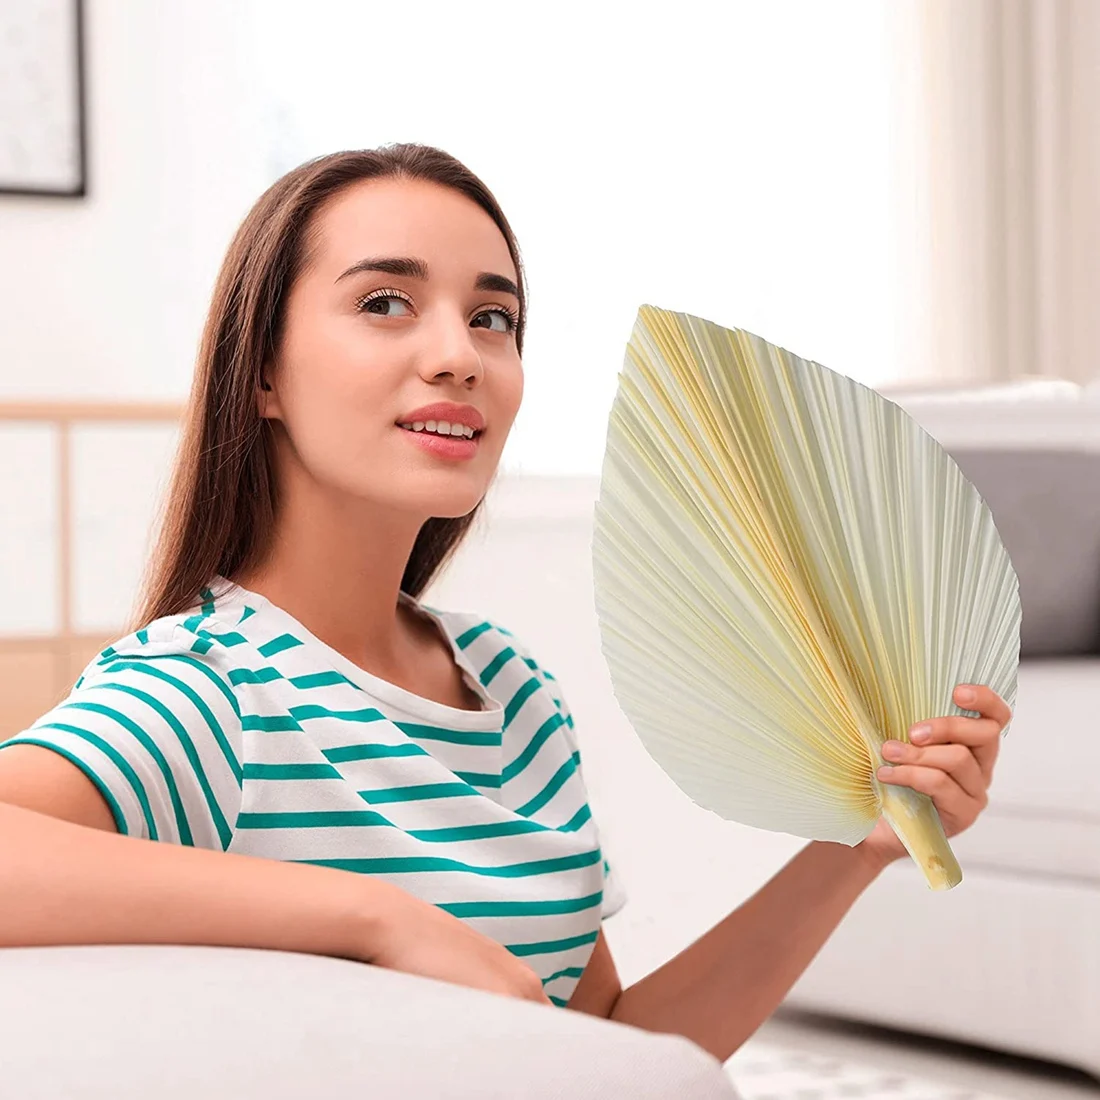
[1,576,625,1006]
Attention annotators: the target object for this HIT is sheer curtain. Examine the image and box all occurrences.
[247,0,901,475]
[890,0,1100,389]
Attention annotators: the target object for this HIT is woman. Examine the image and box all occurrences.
[0,144,1012,1060]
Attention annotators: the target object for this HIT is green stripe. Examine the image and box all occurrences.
[298,847,601,879]
[439,892,603,919]
[97,681,234,848]
[542,966,587,985]
[229,667,283,686]
[239,606,256,623]
[548,996,569,1008]
[324,742,426,763]
[454,621,492,649]
[362,781,478,805]
[408,818,549,843]
[503,677,540,727]
[0,735,131,836]
[393,722,501,747]
[237,809,392,829]
[290,705,384,724]
[244,762,343,780]
[59,702,194,844]
[515,751,580,818]
[136,629,149,645]
[478,646,515,686]
[190,638,213,655]
[101,653,241,720]
[290,671,357,690]
[559,803,592,832]
[27,722,158,840]
[502,712,564,783]
[199,588,216,616]
[507,930,599,957]
[101,661,242,784]
[258,633,304,657]
[453,771,501,789]
[241,714,303,732]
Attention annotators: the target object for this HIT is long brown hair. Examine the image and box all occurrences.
[131,144,527,631]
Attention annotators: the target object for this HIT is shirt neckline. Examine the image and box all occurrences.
[209,576,504,730]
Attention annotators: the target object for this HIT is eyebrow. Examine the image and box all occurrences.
[334,255,519,299]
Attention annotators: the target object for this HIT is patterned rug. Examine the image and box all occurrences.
[726,1040,1011,1099]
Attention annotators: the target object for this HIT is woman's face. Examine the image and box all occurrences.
[262,177,524,520]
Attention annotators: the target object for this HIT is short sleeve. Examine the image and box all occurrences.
[501,632,628,920]
[0,628,244,848]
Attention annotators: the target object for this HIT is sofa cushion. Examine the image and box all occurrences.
[950,657,1100,882]
[947,449,1100,657]
[886,383,1100,657]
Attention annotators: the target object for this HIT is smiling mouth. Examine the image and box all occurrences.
[397,421,483,440]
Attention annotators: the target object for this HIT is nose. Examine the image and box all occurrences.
[419,310,484,388]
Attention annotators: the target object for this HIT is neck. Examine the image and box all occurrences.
[232,458,429,671]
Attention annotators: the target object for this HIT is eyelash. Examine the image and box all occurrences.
[354,288,520,334]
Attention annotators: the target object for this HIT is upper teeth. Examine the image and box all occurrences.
[399,420,477,439]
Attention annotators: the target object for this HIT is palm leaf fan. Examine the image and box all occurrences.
[592,305,1020,891]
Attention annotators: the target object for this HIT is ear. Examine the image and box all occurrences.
[257,363,281,419]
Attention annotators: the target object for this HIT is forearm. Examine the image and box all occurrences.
[610,839,891,1061]
[0,801,385,962]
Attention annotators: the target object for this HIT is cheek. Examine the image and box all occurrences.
[276,356,393,480]
[498,360,524,424]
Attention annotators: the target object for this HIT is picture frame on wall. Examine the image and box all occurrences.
[0,0,86,197]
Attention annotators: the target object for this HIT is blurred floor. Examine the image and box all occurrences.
[725,1007,1100,1099]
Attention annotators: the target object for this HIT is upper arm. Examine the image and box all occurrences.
[0,639,244,847]
[0,743,120,832]
[566,931,623,1018]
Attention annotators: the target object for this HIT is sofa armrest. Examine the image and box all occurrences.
[0,944,738,1099]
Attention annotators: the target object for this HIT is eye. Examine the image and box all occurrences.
[471,306,519,334]
[356,289,413,317]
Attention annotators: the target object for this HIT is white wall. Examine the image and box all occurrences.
[0,1,269,633]
[0,0,902,439]
[1,0,906,634]
[251,0,901,477]
[0,0,267,400]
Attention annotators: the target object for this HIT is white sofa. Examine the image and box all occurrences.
[0,945,739,1099]
[783,381,1100,1081]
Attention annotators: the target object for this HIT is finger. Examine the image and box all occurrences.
[953,684,1013,729]
[909,710,1004,782]
[876,762,979,822]
[880,741,985,801]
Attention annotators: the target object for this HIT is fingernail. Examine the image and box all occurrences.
[882,741,904,760]
[877,766,893,781]
[957,686,975,704]
[911,724,932,743]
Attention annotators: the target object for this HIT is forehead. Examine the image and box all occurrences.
[305,176,517,283]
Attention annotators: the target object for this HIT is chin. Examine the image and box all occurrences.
[394,476,491,521]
